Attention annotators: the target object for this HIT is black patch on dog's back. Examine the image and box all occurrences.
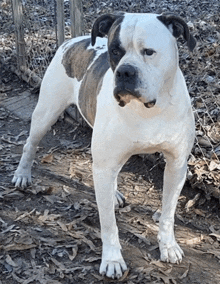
[62,38,96,81]
[78,52,110,126]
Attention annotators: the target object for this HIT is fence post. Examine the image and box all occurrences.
[68,0,86,126]
[56,0,65,47]
[69,0,83,37]
[11,0,26,69]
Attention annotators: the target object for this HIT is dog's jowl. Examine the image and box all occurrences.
[13,12,196,279]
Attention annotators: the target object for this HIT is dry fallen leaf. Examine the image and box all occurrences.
[207,123,220,144]
[41,153,54,163]
[178,263,191,279]
[51,257,66,270]
[57,220,68,232]
[119,268,130,282]
[4,243,36,251]
[194,208,206,217]
[184,235,204,245]
[133,232,151,245]
[84,256,101,262]
[151,271,177,284]
[5,254,18,267]
[197,137,212,147]
[185,193,201,212]
[150,260,166,268]
[209,225,220,241]
[15,208,36,221]
[69,245,78,261]
[208,160,220,171]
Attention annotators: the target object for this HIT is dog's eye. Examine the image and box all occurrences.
[112,49,120,56]
[143,49,156,56]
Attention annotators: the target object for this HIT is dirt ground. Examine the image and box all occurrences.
[1,65,220,284]
[1,0,220,283]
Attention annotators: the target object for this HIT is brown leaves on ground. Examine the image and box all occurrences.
[188,156,220,199]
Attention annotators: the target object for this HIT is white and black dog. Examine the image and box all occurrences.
[13,12,196,279]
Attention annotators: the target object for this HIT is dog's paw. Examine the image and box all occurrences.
[100,258,127,279]
[114,189,126,208]
[159,241,184,264]
[100,244,127,279]
[12,170,32,188]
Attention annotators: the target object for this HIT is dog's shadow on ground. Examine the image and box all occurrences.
[121,154,164,191]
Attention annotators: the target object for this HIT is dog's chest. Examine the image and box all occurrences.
[99,97,194,156]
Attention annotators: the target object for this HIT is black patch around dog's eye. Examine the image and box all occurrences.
[142,48,156,56]
[108,43,126,71]
[108,44,126,71]
[108,21,126,72]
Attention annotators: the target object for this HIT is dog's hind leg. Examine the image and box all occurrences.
[114,189,126,208]
[158,154,187,264]
[12,58,74,187]
[114,174,125,208]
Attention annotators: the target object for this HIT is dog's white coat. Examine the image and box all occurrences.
[12,13,195,279]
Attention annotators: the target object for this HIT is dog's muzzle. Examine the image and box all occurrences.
[114,64,156,108]
[114,64,139,107]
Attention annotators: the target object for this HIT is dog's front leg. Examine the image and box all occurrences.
[93,166,127,278]
[93,164,127,278]
[92,127,129,278]
[158,154,187,264]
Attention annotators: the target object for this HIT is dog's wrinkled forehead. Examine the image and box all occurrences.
[107,12,196,56]
[110,14,171,52]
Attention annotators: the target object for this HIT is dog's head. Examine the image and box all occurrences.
[92,12,196,108]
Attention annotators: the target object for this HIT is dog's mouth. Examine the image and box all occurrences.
[114,87,156,108]
[114,89,137,107]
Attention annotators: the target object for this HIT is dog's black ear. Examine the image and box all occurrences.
[157,13,196,52]
[91,13,124,46]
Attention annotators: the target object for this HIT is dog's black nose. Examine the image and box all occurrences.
[144,99,156,108]
[116,65,137,81]
[114,64,139,105]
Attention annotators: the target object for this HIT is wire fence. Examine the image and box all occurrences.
[0,0,57,86]
[0,0,85,124]
[0,0,83,87]
[22,0,57,80]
